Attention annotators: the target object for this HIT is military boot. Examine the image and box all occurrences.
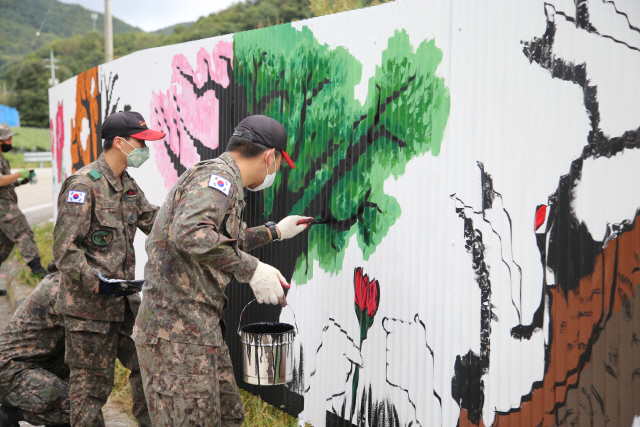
[0,405,22,427]
[27,257,49,278]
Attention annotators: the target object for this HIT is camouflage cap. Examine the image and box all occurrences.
[0,124,17,141]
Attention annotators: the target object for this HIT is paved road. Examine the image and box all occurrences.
[12,168,54,225]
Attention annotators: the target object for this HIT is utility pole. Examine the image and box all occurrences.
[104,0,113,62]
[44,49,60,86]
[91,12,98,31]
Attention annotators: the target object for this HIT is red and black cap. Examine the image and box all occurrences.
[233,115,294,168]
[101,111,166,141]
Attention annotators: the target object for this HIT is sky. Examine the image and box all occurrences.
[58,0,240,32]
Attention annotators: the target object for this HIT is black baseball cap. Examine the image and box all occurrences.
[101,111,166,141]
[233,115,294,168]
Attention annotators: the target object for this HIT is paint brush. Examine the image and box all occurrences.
[296,217,331,226]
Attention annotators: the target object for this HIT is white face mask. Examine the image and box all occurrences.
[247,151,277,192]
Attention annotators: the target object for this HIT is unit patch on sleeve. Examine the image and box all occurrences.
[208,174,232,196]
[67,190,87,204]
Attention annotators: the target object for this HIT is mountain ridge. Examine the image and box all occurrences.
[0,0,142,67]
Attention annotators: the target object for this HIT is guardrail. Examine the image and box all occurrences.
[23,152,52,168]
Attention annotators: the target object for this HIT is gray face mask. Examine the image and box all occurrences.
[247,151,276,192]
[120,138,149,168]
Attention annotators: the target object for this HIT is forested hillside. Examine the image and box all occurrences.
[0,0,140,68]
[0,0,389,127]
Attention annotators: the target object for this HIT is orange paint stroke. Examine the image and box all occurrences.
[70,67,101,173]
[482,214,640,427]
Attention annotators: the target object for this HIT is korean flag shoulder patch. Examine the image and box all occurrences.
[67,190,87,204]
[208,174,232,196]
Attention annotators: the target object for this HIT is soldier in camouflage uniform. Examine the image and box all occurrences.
[0,267,154,427]
[134,115,312,427]
[0,272,69,427]
[52,111,165,427]
[0,124,48,277]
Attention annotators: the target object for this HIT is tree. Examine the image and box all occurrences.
[234,24,450,283]
[309,0,394,17]
[9,58,50,127]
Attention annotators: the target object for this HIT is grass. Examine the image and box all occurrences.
[4,127,52,169]
[240,389,306,426]
[11,219,305,426]
[9,126,51,152]
[11,220,54,286]
[112,361,305,426]
[112,360,134,410]
[2,151,50,169]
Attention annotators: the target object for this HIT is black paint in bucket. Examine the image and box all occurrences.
[241,322,295,334]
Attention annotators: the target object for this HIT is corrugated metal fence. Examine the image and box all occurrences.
[49,1,640,426]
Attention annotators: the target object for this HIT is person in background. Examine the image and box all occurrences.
[0,124,47,278]
[0,272,69,427]
[0,268,147,427]
[52,111,164,426]
[134,115,312,426]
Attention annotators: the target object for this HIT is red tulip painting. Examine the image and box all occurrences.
[351,267,380,421]
[354,267,380,336]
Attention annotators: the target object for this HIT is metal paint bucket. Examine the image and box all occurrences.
[237,299,298,386]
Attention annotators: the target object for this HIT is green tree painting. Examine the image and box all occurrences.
[233,24,450,283]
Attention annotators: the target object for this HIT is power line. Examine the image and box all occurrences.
[8,0,56,94]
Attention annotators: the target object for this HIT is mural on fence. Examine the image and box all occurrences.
[70,67,101,173]
[150,25,449,283]
[48,1,640,426]
[484,3,640,427]
[383,314,440,427]
[64,68,126,177]
[149,40,233,188]
[305,268,383,422]
[50,102,65,182]
[146,27,450,425]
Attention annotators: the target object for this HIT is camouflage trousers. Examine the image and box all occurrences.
[0,201,39,265]
[64,302,151,427]
[0,274,69,425]
[136,337,244,427]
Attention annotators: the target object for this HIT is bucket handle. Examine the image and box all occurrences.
[237,299,299,336]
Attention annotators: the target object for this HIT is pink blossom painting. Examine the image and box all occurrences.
[150,40,233,189]
[51,102,64,183]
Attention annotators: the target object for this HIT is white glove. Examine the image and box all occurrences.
[276,215,313,240]
[249,261,291,306]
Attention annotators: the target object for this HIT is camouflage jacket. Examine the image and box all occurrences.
[134,152,272,347]
[0,152,17,204]
[53,155,158,322]
[0,273,64,386]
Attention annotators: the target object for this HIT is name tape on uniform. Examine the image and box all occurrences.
[67,190,87,204]
[208,174,231,196]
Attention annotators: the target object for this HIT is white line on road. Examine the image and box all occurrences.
[21,202,53,214]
